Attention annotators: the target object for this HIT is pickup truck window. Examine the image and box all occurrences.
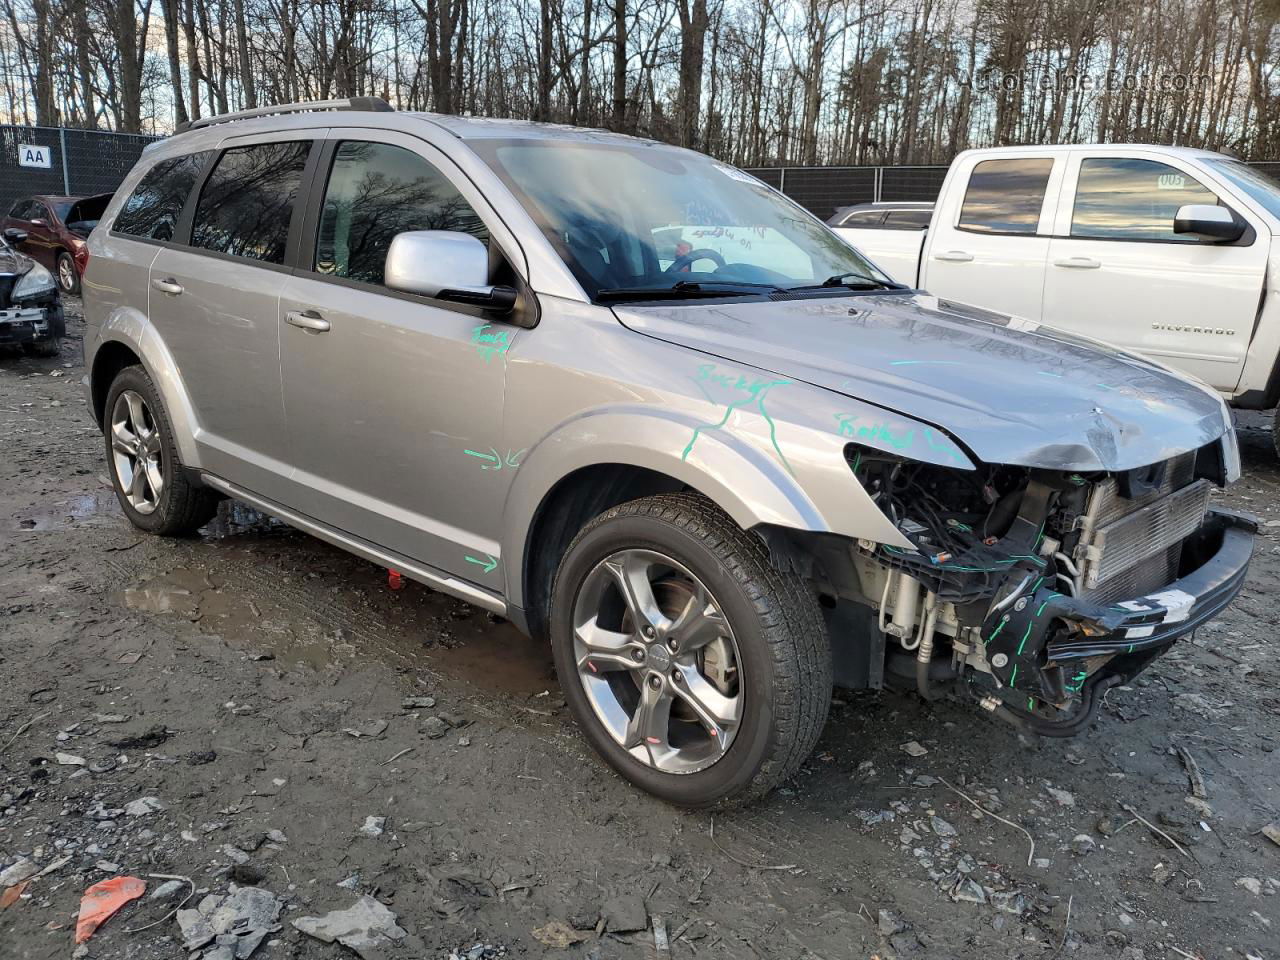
[473,138,885,299]
[957,158,1052,235]
[839,210,885,227]
[884,209,931,230]
[1208,158,1280,220]
[314,140,489,285]
[1071,157,1219,242]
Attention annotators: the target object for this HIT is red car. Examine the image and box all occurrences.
[2,193,112,295]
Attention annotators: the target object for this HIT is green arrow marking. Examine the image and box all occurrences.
[465,553,498,574]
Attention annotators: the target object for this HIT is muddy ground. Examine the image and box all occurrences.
[1,300,1278,960]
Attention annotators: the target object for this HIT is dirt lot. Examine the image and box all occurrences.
[1,301,1278,960]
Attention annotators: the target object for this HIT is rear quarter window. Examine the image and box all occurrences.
[115,152,211,241]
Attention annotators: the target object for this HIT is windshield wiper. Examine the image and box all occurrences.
[787,272,899,292]
[595,280,784,303]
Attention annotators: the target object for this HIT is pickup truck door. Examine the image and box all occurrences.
[918,152,1064,320]
[1042,152,1268,393]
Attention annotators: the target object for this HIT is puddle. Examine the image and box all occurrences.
[199,500,289,540]
[12,490,120,531]
[425,618,558,696]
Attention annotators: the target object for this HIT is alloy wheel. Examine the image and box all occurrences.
[110,390,164,515]
[571,548,743,773]
[58,256,75,292]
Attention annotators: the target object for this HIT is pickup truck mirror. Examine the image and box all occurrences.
[384,230,517,313]
[2,227,28,244]
[1173,204,1244,243]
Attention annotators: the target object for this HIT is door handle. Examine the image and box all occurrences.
[286,310,331,333]
[1053,256,1101,269]
[933,250,974,263]
[151,277,184,295]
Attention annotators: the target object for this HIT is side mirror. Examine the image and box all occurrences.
[3,227,28,244]
[384,230,517,312]
[1174,204,1244,243]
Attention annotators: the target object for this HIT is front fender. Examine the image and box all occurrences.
[95,307,202,469]
[500,403,919,609]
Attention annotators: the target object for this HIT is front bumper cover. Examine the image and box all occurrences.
[982,507,1255,700]
[0,300,63,346]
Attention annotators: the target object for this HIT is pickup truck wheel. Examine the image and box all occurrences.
[23,337,60,357]
[103,365,218,535]
[550,493,832,806]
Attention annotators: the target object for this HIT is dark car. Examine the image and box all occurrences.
[2,193,112,294]
[0,231,64,356]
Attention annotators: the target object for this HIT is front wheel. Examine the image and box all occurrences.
[550,493,832,807]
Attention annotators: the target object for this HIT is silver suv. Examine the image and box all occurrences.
[84,99,1254,806]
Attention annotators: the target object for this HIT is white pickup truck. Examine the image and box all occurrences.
[833,144,1280,445]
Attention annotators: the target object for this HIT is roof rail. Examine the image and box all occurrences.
[174,96,393,134]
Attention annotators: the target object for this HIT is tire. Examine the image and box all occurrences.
[103,364,219,535]
[56,251,79,294]
[1272,409,1280,460]
[550,492,832,807]
[23,337,60,357]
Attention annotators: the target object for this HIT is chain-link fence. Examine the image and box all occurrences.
[0,125,160,214]
[1,126,1277,228]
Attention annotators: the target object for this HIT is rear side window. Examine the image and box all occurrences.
[9,199,35,219]
[191,141,311,264]
[1071,158,1221,242]
[115,153,209,241]
[884,209,931,230]
[314,140,488,285]
[839,210,885,227]
[957,158,1053,235]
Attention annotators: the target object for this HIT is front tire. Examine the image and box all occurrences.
[23,337,60,357]
[550,493,832,807]
[103,365,218,535]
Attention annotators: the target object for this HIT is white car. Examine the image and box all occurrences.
[833,145,1280,445]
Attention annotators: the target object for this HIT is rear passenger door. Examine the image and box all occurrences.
[278,131,516,584]
[921,154,1062,320]
[146,134,317,505]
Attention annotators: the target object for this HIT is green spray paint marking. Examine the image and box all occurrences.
[1015,622,1034,656]
[464,553,498,574]
[986,617,1007,645]
[471,323,512,362]
[464,446,526,471]
[1027,697,1035,711]
[1035,592,1061,616]
[1009,665,1018,687]
[1064,670,1088,694]
[684,364,794,476]
[835,412,914,450]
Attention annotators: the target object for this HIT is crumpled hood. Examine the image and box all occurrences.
[615,292,1229,472]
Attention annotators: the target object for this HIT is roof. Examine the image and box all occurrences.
[405,113,666,147]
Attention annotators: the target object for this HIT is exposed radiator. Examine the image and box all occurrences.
[1075,452,1207,604]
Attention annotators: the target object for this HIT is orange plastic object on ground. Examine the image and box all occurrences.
[388,569,404,590]
[75,876,146,943]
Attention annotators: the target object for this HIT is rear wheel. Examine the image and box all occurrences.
[104,365,218,535]
[550,493,831,807]
[56,251,78,294]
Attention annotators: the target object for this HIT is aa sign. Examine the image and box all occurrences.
[17,144,52,168]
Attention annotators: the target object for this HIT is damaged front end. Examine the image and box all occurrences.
[846,438,1255,736]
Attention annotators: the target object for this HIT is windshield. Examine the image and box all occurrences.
[1208,159,1280,221]
[472,139,888,300]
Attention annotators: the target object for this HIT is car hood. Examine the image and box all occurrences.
[614,292,1229,472]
